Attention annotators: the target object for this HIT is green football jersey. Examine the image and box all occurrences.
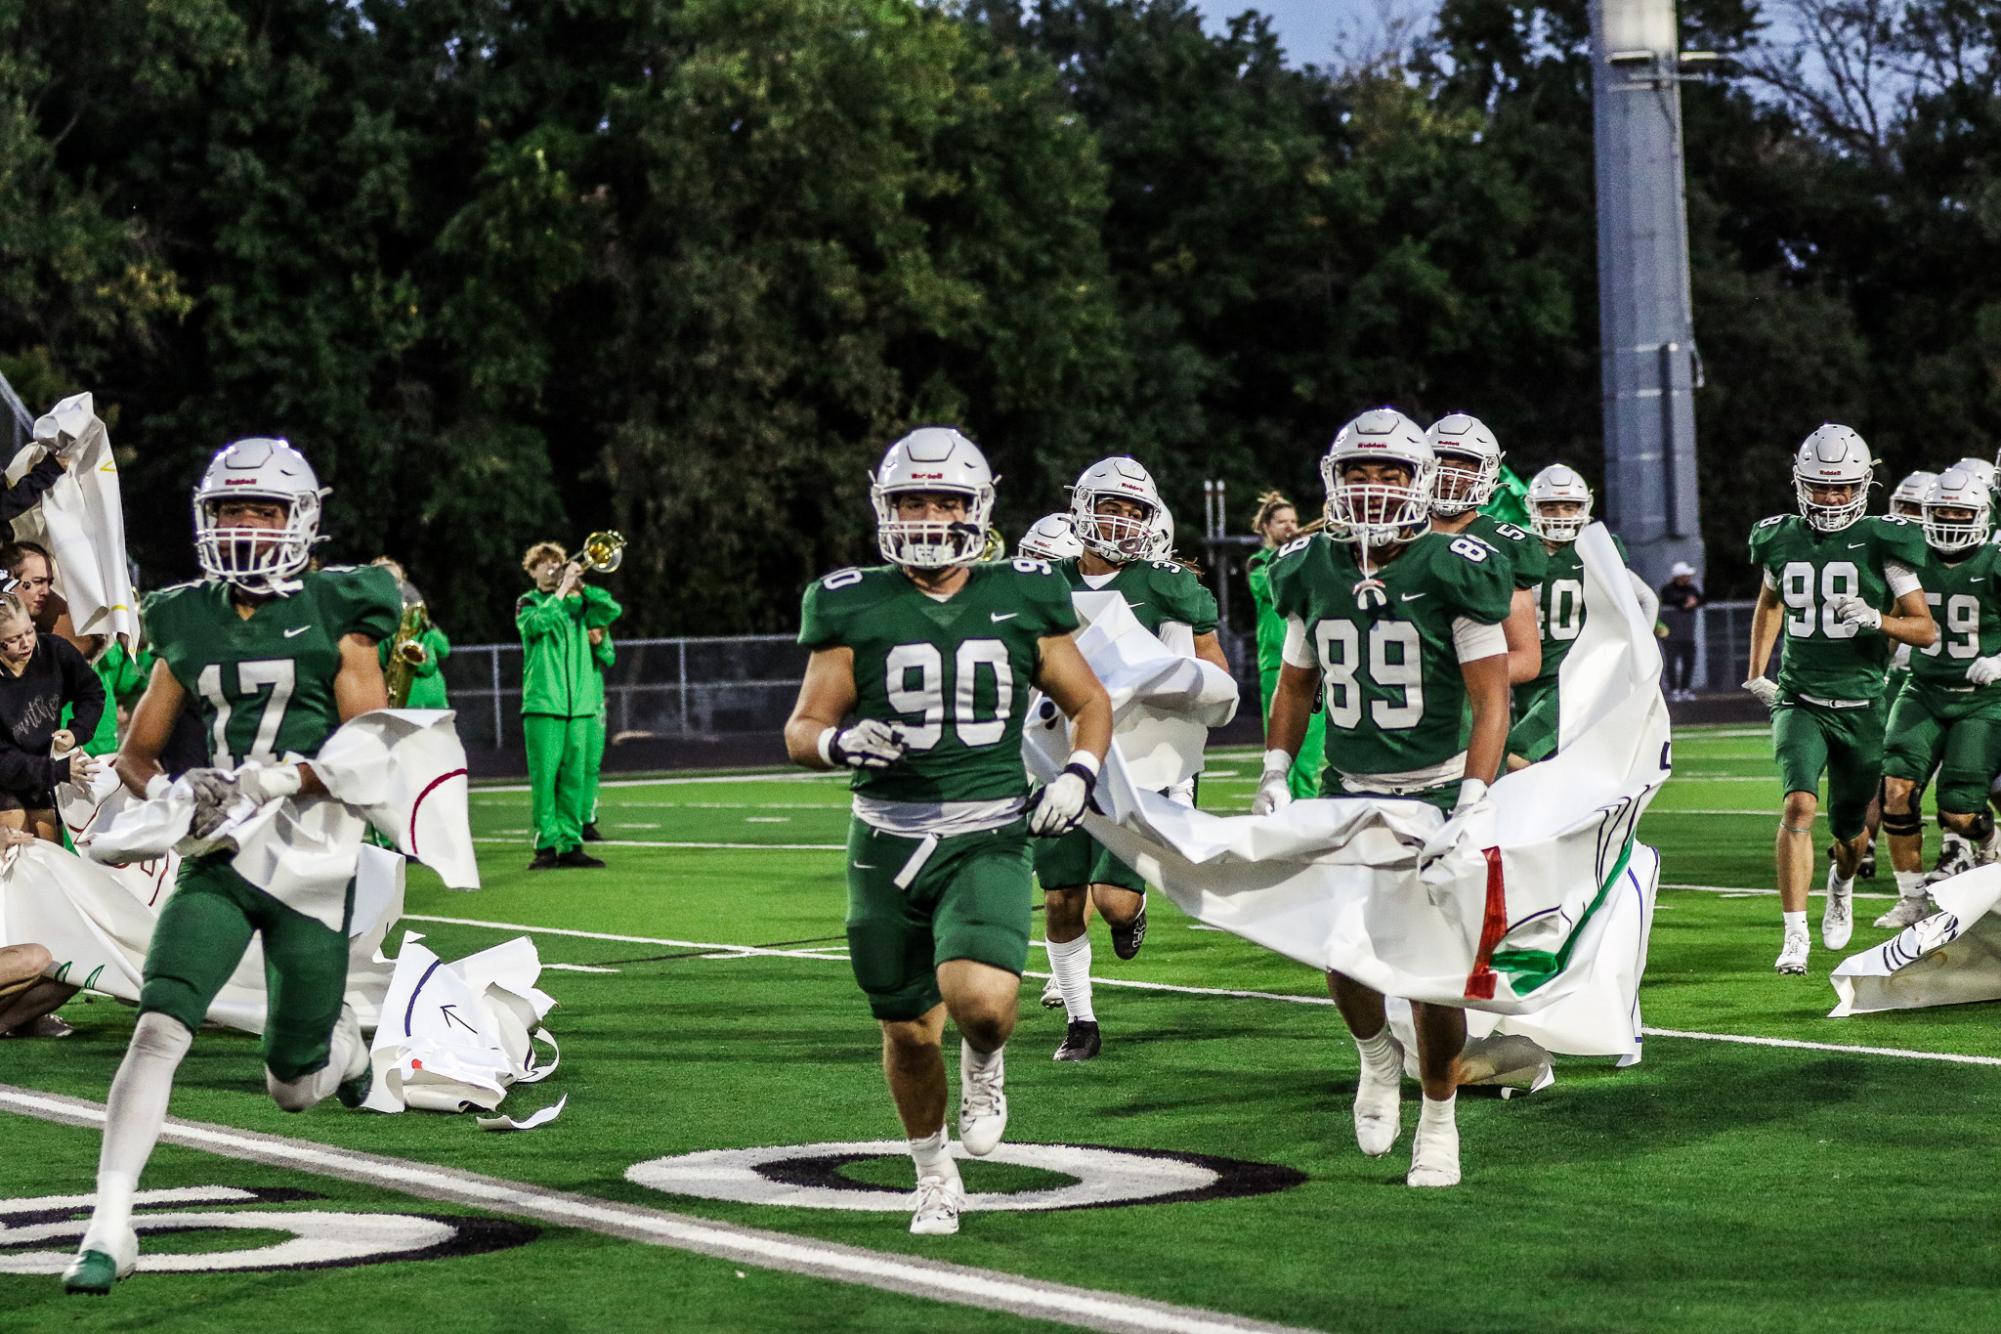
[1267,530,1513,779]
[797,559,1079,804]
[1528,532,1629,690]
[144,565,402,767]
[1462,512,1547,592]
[1748,514,1929,700]
[1910,537,2001,689]
[1054,556,1218,636]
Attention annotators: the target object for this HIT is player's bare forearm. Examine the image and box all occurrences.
[1747,585,1782,679]
[784,648,859,770]
[1266,661,1318,758]
[1034,634,1111,762]
[1504,588,1541,685]
[1460,654,1511,786]
[1882,590,1936,648]
[1193,631,1230,673]
[115,660,185,797]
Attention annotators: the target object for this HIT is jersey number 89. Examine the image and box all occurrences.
[1315,621,1424,730]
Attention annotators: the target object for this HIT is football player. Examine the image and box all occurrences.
[1874,468,2001,926]
[1744,426,1934,976]
[1506,465,1658,768]
[1017,513,1083,562]
[64,439,401,1293]
[784,427,1111,1237]
[1862,470,1943,884]
[1035,458,1227,1061]
[1424,414,1543,686]
[1256,408,1514,1188]
[1248,491,1328,801]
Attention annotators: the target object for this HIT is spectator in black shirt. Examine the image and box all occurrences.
[0,592,106,841]
[1658,561,1705,701]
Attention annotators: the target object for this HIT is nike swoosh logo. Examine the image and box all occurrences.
[283,626,310,638]
[1400,592,1427,602]
[851,862,876,871]
[1126,602,1147,609]
[990,612,1019,622]
[1846,543,1867,549]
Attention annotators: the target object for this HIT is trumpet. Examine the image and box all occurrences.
[576,530,626,575]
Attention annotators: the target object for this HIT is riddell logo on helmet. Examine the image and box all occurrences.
[911,471,945,480]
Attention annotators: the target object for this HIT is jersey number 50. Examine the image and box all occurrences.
[1315,621,1424,730]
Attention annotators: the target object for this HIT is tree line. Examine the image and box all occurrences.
[2,0,1995,640]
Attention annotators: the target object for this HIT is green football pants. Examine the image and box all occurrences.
[1259,668,1328,801]
[139,858,353,1081]
[582,704,607,824]
[524,713,593,853]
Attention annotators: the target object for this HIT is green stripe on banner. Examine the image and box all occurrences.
[1488,836,1636,996]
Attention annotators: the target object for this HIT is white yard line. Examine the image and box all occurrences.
[471,837,846,852]
[474,772,844,796]
[406,912,1996,1070]
[1663,881,1897,901]
[0,1085,1310,1334]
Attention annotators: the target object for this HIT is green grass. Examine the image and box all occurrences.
[4,727,2001,1330]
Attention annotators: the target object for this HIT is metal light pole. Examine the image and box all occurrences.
[1591,0,1705,589]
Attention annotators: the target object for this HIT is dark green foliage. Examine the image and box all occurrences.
[0,0,1994,633]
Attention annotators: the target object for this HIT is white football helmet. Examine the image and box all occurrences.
[1947,456,1998,498]
[870,427,996,569]
[1527,464,1594,543]
[1425,413,1502,516]
[192,438,325,595]
[1923,467,1993,554]
[1070,457,1162,562]
[1890,469,1939,518]
[1793,424,1873,532]
[1017,513,1083,561]
[1319,409,1435,547]
[1147,504,1175,561]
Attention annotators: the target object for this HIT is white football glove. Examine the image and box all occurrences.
[183,767,242,838]
[235,762,305,805]
[1742,676,1780,710]
[1828,594,1882,632]
[1026,752,1100,837]
[1252,749,1294,816]
[820,720,907,770]
[1969,656,2001,687]
[1418,779,1492,873]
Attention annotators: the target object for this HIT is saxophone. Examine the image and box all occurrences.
[383,601,431,707]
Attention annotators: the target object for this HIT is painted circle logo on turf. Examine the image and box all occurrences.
[0,1186,537,1275]
[625,1141,1303,1212]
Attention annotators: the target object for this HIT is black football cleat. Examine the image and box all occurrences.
[558,848,607,869]
[527,849,561,871]
[1109,896,1148,961]
[1053,1020,1101,1062]
[581,822,605,843]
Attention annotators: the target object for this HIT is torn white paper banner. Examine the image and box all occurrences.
[1028,524,1669,1018]
[1026,595,1239,792]
[1,803,401,1032]
[364,931,561,1125]
[83,709,478,931]
[5,391,138,651]
[1829,864,2001,1016]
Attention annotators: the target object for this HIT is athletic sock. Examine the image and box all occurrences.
[1354,1025,1400,1075]
[1895,870,1928,900]
[1782,910,1807,935]
[1045,934,1096,1023]
[83,1013,193,1252]
[1418,1090,1458,1127]
[961,1038,1004,1081]
[908,1126,961,1188]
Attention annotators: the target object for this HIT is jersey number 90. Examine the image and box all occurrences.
[885,641,1012,750]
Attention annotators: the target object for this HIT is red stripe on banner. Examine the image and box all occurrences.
[407,768,468,858]
[1463,846,1506,1001]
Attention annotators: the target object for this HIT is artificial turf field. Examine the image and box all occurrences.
[3,723,1999,1331]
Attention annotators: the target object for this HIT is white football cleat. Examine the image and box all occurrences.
[1874,895,1936,930]
[1821,866,1854,950]
[1353,1039,1404,1157]
[1774,929,1810,976]
[958,1045,1008,1157]
[1039,974,1063,1009]
[909,1176,963,1236]
[1406,1107,1461,1188]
